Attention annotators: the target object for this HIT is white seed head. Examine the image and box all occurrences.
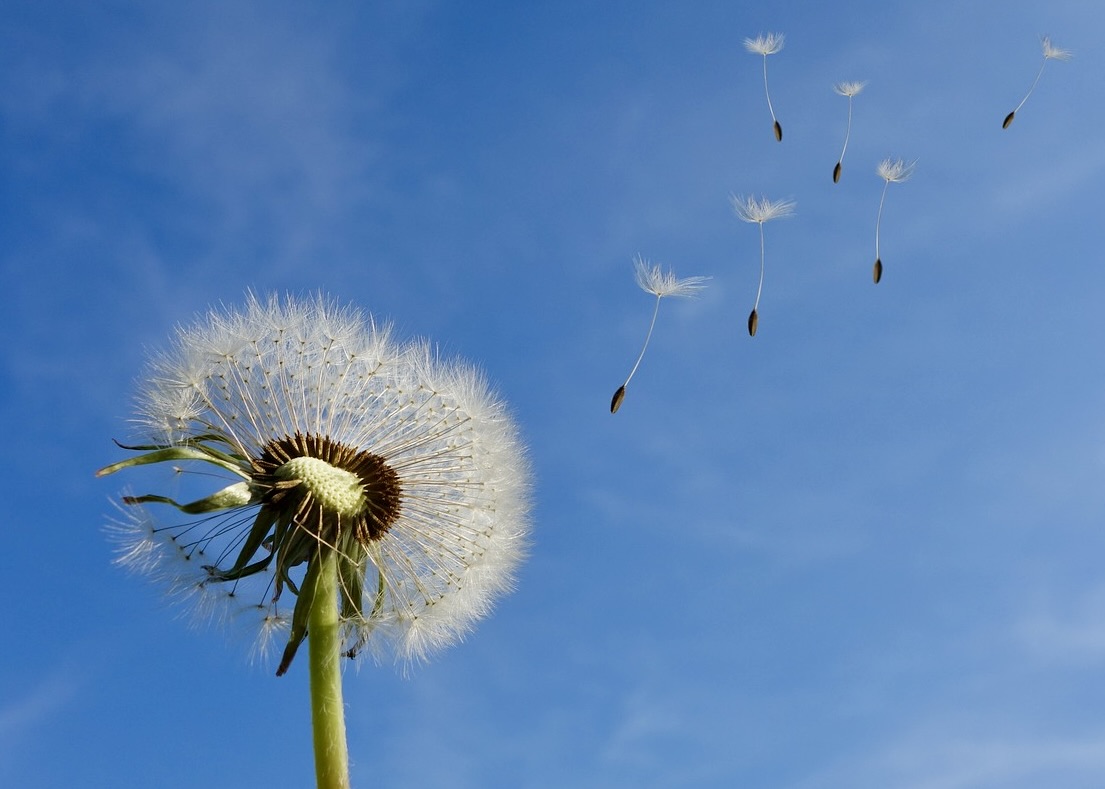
[731,194,796,224]
[744,32,784,56]
[633,255,709,299]
[105,292,531,669]
[1041,36,1072,61]
[833,80,867,97]
[877,157,916,183]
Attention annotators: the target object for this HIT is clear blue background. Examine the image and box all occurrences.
[4,2,1105,787]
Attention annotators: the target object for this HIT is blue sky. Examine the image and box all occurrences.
[4,1,1105,787]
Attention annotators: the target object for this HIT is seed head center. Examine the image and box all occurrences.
[275,456,367,518]
[256,433,403,543]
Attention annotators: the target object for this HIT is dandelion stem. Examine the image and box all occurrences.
[753,223,766,313]
[838,97,854,167]
[874,179,890,263]
[761,57,781,139]
[1010,59,1048,117]
[621,295,662,390]
[309,548,351,789]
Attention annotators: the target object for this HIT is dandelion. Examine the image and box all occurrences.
[731,195,795,335]
[745,32,785,141]
[873,158,915,284]
[1003,36,1072,128]
[611,256,708,413]
[98,293,530,789]
[832,81,867,182]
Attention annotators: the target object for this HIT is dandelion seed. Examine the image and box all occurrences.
[832,81,867,182]
[745,33,785,141]
[99,293,531,672]
[731,195,795,335]
[611,256,708,413]
[1003,35,1072,128]
[873,158,915,284]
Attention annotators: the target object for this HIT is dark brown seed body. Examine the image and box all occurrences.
[833,161,842,183]
[748,308,759,336]
[1002,111,1016,129]
[873,258,883,284]
[773,120,783,141]
[610,385,626,414]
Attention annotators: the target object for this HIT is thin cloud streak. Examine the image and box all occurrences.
[0,671,77,746]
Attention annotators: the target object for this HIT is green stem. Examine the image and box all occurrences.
[309,549,351,789]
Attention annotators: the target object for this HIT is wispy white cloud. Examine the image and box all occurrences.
[1,2,434,277]
[79,9,380,265]
[988,137,1105,221]
[1015,583,1105,665]
[803,724,1105,789]
[0,671,77,752]
[599,682,689,768]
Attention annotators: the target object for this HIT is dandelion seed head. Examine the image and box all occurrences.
[1041,36,1072,61]
[102,292,531,670]
[633,255,709,299]
[744,32,784,56]
[731,194,796,224]
[833,80,867,97]
[877,158,916,183]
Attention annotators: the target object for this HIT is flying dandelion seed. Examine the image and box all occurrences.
[611,256,708,413]
[873,158,915,284]
[731,195,795,335]
[1003,36,1072,128]
[832,81,867,182]
[744,33,785,141]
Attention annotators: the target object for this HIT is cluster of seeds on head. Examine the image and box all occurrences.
[101,294,530,674]
[253,432,403,545]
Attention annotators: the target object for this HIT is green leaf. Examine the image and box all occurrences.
[97,443,248,479]
[276,547,325,676]
[123,482,252,514]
